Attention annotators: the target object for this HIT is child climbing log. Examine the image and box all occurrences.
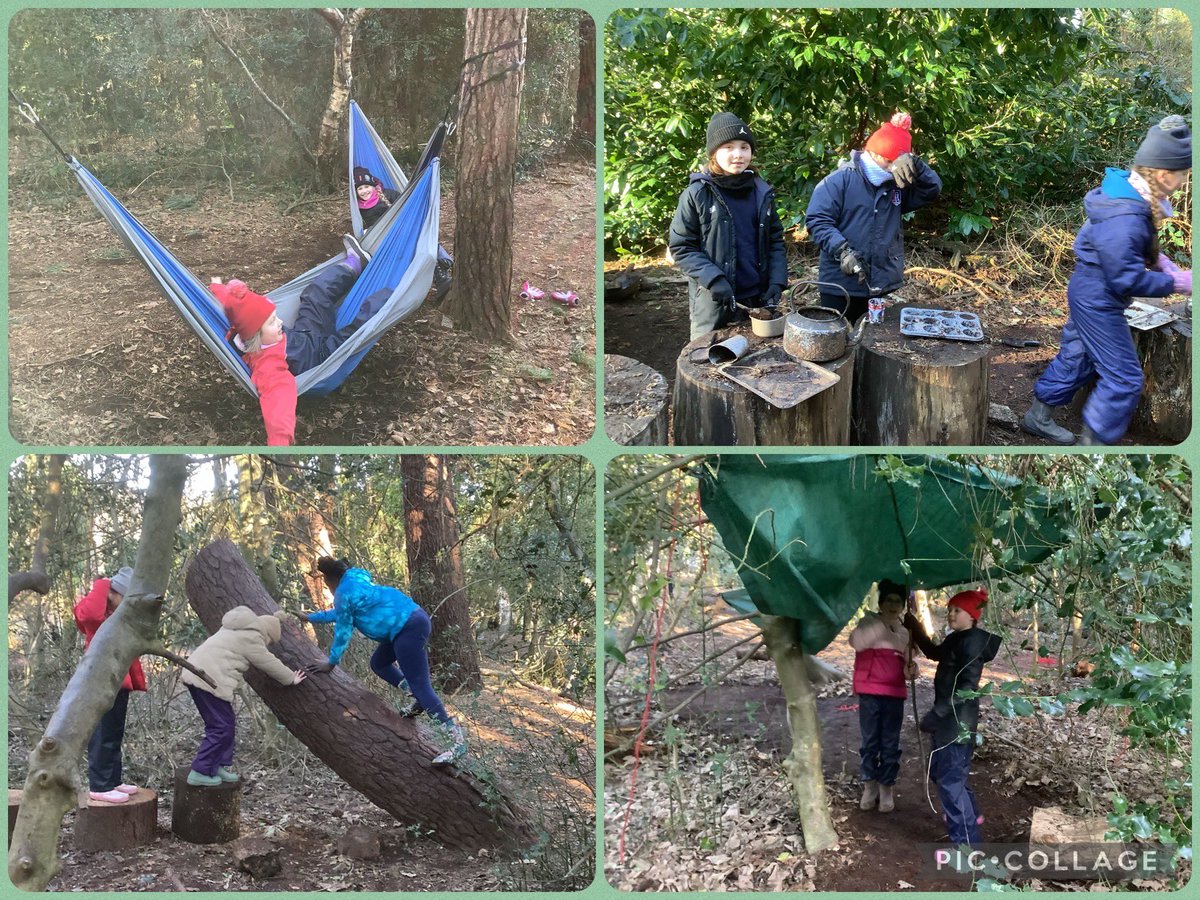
[183,539,534,852]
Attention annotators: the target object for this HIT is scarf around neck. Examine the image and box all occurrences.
[1128,170,1174,218]
[357,186,381,210]
[860,152,893,187]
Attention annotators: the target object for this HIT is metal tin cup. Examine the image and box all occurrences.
[707,335,750,365]
[868,297,885,324]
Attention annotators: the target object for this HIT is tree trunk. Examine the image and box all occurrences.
[184,539,528,850]
[759,616,840,853]
[401,456,482,692]
[572,14,595,147]
[443,8,528,343]
[171,768,241,844]
[9,455,66,601]
[237,456,280,599]
[314,8,372,184]
[8,456,190,892]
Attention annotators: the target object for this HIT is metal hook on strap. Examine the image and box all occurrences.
[9,88,73,163]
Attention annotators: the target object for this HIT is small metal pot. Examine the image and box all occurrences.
[783,306,850,362]
[750,311,786,338]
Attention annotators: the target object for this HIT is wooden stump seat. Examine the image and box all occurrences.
[854,304,990,445]
[171,767,240,844]
[74,787,158,851]
[1132,303,1191,443]
[604,353,669,445]
[674,327,855,446]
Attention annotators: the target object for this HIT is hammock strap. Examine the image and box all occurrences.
[9,89,72,163]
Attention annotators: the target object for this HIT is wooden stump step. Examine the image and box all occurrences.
[604,353,669,445]
[171,767,241,845]
[74,788,159,851]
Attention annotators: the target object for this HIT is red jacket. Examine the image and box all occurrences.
[848,613,910,699]
[73,577,147,692]
[245,339,297,447]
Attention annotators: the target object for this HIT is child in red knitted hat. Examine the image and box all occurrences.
[805,112,942,322]
[211,234,390,446]
[904,587,1001,847]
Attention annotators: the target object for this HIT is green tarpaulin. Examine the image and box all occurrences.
[699,455,1069,654]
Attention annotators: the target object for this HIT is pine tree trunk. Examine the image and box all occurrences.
[572,14,596,147]
[8,456,189,892]
[443,8,528,343]
[184,539,527,850]
[401,455,482,692]
[760,616,840,853]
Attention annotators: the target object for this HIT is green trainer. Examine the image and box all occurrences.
[216,766,240,783]
[186,770,222,787]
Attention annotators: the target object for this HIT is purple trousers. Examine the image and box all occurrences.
[188,685,236,776]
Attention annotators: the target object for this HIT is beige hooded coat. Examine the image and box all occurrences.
[181,606,296,701]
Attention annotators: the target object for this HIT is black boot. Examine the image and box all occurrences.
[1021,399,1075,445]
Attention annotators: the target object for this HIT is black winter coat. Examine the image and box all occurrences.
[908,620,1001,749]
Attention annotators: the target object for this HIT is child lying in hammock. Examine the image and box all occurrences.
[210,235,388,447]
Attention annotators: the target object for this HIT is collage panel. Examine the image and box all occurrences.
[604,453,1190,890]
[602,9,1191,448]
[8,9,597,448]
[7,454,595,891]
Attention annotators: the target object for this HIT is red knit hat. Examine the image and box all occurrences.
[865,112,913,161]
[948,588,988,621]
[212,279,275,341]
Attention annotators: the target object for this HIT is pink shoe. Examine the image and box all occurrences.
[550,290,579,308]
[115,784,139,794]
[89,789,130,804]
[519,280,545,301]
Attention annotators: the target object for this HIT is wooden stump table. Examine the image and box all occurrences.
[854,304,990,445]
[1132,302,1191,443]
[171,767,240,844]
[674,327,855,446]
[74,788,158,851]
[604,353,669,445]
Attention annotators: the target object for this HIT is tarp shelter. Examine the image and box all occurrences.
[699,455,1071,654]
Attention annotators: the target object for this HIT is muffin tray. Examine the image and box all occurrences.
[899,308,985,342]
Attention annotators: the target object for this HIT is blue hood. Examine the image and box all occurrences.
[1084,168,1150,223]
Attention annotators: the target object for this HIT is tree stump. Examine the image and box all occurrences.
[604,354,669,445]
[674,328,855,446]
[854,305,990,445]
[232,836,282,879]
[171,768,240,844]
[1132,308,1190,443]
[74,788,158,851]
[8,790,21,847]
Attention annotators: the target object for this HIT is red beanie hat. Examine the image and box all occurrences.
[948,588,988,621]
[865,112,913,161]
[211,279,275,341]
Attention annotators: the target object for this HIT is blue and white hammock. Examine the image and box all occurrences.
[71,103,446,397]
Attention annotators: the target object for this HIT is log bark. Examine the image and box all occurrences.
[172,768,241,845]
[443,8,529,343]
[8,455,66,602]
[674,329,855,446]
[75,789,158,851]
[401,456,482,692]
[853,304,989,445]
[184,539,531,851]
[760,616,839,854]
[9,455,190,892]
[1132,312,1191,443]
[571,14,596,147]
[604,354,669,446]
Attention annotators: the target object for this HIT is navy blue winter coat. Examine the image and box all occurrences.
[805,151,941,297]
[668,171,788,297]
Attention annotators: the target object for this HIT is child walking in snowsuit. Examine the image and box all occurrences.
[805,113,942,323]
[1023,115,1192,446]
[904,589,1001,847]
[74,566,146,803]
[848,579,915,813]
[211,235,390,446]
[302,557,466,765]
[180,607,307,786]
[668,112,789,340]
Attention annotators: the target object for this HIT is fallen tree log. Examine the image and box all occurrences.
[184,539,533,852]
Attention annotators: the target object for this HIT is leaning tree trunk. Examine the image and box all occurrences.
[185,539,529,850]
[572,14,596,147]
[759,616,839,853]
[9,455,66,601]
[8,456,197,892]
[443,8,529,343]
[401,455,482,692]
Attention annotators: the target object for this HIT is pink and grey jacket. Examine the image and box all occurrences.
[848,613,910,699]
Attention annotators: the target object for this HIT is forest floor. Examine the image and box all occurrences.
[604,593,1186,892]
[603,239,1190,447]
[8,155,596,447]
[15,654,594,892]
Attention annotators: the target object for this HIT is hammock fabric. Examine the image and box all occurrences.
[71,105,445,398]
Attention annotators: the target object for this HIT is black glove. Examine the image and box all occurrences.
[838,245,865,281]
[891,153,918,188]
[709,278,735,310]
[762,284,784,310]
[903,610,921,633]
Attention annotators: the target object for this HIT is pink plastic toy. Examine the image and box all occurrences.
[550,290,579,308]
[519,280,545,301]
